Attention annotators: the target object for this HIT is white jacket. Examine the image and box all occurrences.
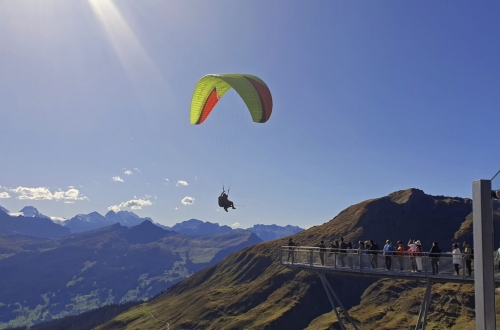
[452,248,462,264]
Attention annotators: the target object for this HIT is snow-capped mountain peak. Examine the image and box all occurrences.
[12,206,51,219]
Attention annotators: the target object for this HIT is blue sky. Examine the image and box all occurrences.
[1,1,500,229]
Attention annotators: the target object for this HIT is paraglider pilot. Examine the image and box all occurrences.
[218,191,236,212]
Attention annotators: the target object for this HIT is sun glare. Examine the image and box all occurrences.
[87,0,166,108]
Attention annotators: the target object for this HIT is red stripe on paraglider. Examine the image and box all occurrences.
[246,77,273,123]
[197,88,220,124]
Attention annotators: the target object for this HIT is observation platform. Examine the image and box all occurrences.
[280,246,500,284]
[279,246,500,330]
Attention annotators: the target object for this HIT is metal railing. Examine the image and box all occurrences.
[280,246,499,281]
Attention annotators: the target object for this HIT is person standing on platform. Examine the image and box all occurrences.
[408,239,417,272]
[358,241,366,269]
[414,240,423,272]
[317,240,326,266]
[330,240,339,266]
[383,240,394,270]
[339,237,347,267]
[429,241,441,275]
[452,243,462,275]
[396,241,405,271]
[369,240,379,269]
[346,241,354,268]
[463,242,473,276]
[287,238,297,263]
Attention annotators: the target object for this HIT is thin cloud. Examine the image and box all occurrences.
[181,196,194,205]
[108,198,153,212]
[176,180,188,187]
[230,222,240,228]
[133,168,141,172]
[0,192,10,199]
[111,176,124,182]
[124,170,133,175]
[9,187,88,201]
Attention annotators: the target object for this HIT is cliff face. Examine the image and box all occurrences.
[94,189,477,330]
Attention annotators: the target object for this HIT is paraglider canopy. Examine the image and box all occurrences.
[190,73,273,125]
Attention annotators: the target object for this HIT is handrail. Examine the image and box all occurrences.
[280,246,490,282]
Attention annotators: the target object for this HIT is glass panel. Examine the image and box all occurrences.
[491,170,500,191]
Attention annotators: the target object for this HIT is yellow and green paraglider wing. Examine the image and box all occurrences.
[190,74,273,124]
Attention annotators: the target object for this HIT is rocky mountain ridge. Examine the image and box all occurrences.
[0,205,304,241]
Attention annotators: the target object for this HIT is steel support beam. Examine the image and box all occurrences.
[323,277,360,330]
[414,281,432,330]
[473,180,496,330]
[319,273,346,330]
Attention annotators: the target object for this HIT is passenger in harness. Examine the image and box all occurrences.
[218,191,236,212]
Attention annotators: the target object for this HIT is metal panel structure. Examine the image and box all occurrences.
[472,179,496,330]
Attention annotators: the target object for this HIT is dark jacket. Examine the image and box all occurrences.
[330,242,339,253]
[340,241,347,253]
[369,243,379,255]
[318,243,326,253]
[429,245,441,258]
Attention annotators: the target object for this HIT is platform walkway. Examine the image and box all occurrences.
[280,246,500,330]
[280,246,500,283]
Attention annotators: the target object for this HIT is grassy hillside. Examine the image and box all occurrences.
[95,188,479,330]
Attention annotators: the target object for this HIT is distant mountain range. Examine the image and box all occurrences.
[0,221,262,328]
[0,206,302,328]
[163,219,304,240]
[0,205,304,241]
[0,208,70,238]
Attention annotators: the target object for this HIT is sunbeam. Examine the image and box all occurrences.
[87,0,166,109]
